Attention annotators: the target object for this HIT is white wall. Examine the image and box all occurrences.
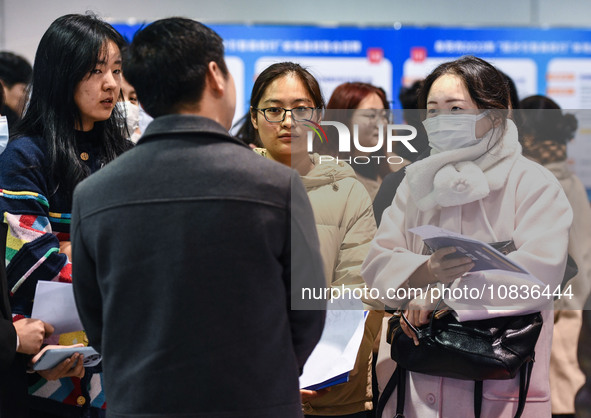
[3,0,591,63]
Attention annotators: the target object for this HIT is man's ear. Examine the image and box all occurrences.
[206,61,226,97]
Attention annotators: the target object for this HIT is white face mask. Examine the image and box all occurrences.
[0,116,8,154]
[116,101,140,138]
[138,105,153,134]
[423,111,489,152]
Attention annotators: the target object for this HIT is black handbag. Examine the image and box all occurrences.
[377,307,542,418]
[388,307,542,381]
[377,240,548,418]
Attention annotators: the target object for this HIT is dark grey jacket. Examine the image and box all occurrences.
[72,115,326,418]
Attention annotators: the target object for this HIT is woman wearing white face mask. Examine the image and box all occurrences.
[0,115,8,154]
[0,88,8,154]
[117,75,143,143]
[362,56,572,417]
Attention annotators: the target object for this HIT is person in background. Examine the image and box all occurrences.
[0,13,131,417]
[0,86,55,418]
[396,80,430,164]
[239,61,381,418]
[576,294,591,418]
[362,55,572,417]
[519,95,591,418]
[117,74,142,143]
[316,82,393,200]
[72,19,325,418]
[366,79,432,413]
[372,80,431,225]
[0,51,32,125]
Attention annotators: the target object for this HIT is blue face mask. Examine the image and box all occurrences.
[0,116,8,154]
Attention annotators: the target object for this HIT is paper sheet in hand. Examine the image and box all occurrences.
[409,225,530,274]
[31,281,83,334]
[299,297,366,390]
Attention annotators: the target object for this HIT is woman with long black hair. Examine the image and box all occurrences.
[0,13,131,417]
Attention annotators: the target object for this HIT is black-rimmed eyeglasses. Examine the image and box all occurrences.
[254,106,318,123]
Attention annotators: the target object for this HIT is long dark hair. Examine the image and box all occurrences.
[235,62,325,146]
[418,56,510,134]
[11,13,129,191]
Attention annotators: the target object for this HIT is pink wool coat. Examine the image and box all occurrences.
[362,150,573,417]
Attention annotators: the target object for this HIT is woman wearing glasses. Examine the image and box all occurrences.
[238,61,381,418]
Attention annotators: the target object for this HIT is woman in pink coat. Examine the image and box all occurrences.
[361,56,573,417]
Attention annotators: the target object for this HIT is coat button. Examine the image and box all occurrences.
[426,393,436,404]
[77,396,86,405]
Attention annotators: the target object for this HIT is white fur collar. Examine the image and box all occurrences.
[406,119,522,211]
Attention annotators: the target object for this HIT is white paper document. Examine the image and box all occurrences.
[31,281,83,335]
[409,225,533,276]
[299,297,366,390]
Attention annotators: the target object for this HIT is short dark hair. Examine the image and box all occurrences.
[0,52,32,87]
[398,80,422,110]
[124,18,228,118]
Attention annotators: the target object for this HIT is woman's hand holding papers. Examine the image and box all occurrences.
[427,247,474,284]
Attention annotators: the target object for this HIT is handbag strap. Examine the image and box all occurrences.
[379,361,534,418]
[376,366,406,418]
[474,381,483,417]
[515,359,534,417]
[473,360,534,418]
[376,366,399,417]
[396,366,406,417]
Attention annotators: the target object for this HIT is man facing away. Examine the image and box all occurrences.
[71,17,326,418]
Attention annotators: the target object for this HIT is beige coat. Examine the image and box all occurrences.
[362,149,572,417]
[299,154,381,416]
[546,160,591,414]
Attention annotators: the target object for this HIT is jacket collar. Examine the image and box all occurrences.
[138,114,244,147]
